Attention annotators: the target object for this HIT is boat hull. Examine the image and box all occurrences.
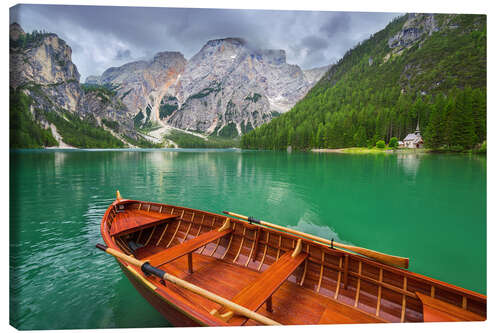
[120,263,202,327]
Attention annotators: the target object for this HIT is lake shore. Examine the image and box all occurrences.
[311,147,432,154]
[311,147,487,155]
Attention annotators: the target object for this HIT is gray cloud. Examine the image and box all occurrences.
[115,49,132,61]
[320,13,352,37]
[294,35,330,66]
[301,36,329,51]
[10,5,401,80]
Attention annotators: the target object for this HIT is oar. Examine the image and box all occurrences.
[95,244,281,326]
[222,211,409,269]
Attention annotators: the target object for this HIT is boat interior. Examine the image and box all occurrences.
[104,200,486,325]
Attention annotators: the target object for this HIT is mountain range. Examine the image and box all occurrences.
[87,37,329,138]
[9,22,328,148]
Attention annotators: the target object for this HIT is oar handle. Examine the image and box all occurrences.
[96,243,145,267]
[223,211,409,269]
[328,242,408,269]
[96,244,281,326]
[223,211,250,221]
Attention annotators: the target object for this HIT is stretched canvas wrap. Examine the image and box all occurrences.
[9,3,486,330]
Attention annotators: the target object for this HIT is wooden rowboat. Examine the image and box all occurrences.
[98,192,486,326]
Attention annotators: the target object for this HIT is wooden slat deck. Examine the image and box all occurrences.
[153,252,385,325]
[217,251,307,325]
[145,229,233,267]
[104,201,487,325]
[416,292,486,322]
[110,210,178,237]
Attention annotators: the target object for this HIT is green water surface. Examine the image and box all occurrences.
[9,149,486,329]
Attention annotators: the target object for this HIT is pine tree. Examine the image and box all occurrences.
[444,97,461,148]
[424,94,445,148]
[454,88,477,148]
[471,88,486,143]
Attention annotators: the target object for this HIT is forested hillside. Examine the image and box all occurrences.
[241,14,486,150]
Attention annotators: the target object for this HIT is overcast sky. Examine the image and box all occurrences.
[10,4,401,81]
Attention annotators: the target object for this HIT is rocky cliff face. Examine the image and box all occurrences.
[10,23,82,112]
[79,89,135,131]
[169,38,313,136]
[10,23,80,88]
[98,51,186,125]
[89,37,329,136]
[10,23,136,144]
[303,65,332,85]
[387,14,439,53]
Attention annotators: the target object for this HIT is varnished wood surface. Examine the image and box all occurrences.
[101,199,487,325]
[225,211,409,268]
[145,228,232,267]
[151,252,386,325]
[416,292,486,322]
[110,209,178,237]
[221,251,308,325]
[122,261,226,327]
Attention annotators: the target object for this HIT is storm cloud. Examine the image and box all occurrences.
[10,4,401,81]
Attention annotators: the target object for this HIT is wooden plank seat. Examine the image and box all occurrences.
[213,245,308,325]
[145,228,233,269]
[416,292,486,322]
[110,210,178,237]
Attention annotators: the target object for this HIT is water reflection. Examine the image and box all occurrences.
[288,212,343,244]
[397,153,422,177]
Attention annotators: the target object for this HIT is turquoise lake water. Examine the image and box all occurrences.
[9,149,486,329]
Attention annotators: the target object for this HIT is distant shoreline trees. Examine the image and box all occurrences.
[241,14,486,152]
[241,86,486,151]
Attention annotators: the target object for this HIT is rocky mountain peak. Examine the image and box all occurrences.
[166,38,328,136]
[193,37,247,63]
[197,38,286,66]
[255,49,286,66]
[204,37,247,48]
[152,51,185,65]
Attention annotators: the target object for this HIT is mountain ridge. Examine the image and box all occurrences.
[10,23,328,148]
